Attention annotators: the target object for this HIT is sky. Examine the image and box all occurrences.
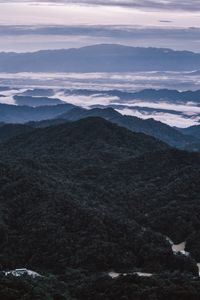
[0,0,200,52]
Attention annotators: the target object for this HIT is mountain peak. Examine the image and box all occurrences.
[3,117,168,161]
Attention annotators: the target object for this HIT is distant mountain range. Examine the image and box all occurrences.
[4,87,200,104]
[0,103,73,123]
[1,44,200,72]
[64,88,200,104]
[111,89,200,104]
[20,88,55,97]
[0,87,199,129]
[14,95,65,107]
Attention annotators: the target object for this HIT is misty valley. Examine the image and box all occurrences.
[0,70,200,128]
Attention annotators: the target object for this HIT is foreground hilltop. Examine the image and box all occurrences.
[3,117,168,158]
[0,117,199,272]
[0,117,199,298]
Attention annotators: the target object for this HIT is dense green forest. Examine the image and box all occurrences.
[0,117,200,299]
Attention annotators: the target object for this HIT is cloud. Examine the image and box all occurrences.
[159,20,172,23]
[116,107,199,127]
[0,25,200,42]
[1,0,200,12]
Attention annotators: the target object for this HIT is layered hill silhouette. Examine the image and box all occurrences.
[14,95,65,107]
[64,88,200,104]
[11,87,200,104]
[118,88,200,103]
[1,44,200,72]
[57,107,200,151]
[0,102,73,123]
[0,103,199,151]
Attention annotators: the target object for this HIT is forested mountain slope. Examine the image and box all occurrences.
[0,118,199,276]
[0,117,200,299]
[0,123,33,143]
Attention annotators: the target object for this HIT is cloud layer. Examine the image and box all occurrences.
[0,1,199,51]
[1,0,200,12]
[1,25,200,41]
[0,25,200,52]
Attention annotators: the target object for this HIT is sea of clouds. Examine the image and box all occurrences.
[0,71,199,128]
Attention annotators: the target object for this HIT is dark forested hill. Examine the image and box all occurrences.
[0,117,200,299]
[0,118,173,274]
[3,117,168,160]
[0,123,33,143]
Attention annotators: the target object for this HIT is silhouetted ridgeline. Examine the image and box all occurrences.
[0,102,74,123]
[14,95,65,107]
[0,104,199,151]
[64,88,200,104]
[1,44,200,72]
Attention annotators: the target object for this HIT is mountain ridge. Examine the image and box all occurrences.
[0,102,199,151]
[57,106,200,151]
[1,44,200,72]
[2,117,168,159]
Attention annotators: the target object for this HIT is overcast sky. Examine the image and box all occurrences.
[0,0,200,52]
